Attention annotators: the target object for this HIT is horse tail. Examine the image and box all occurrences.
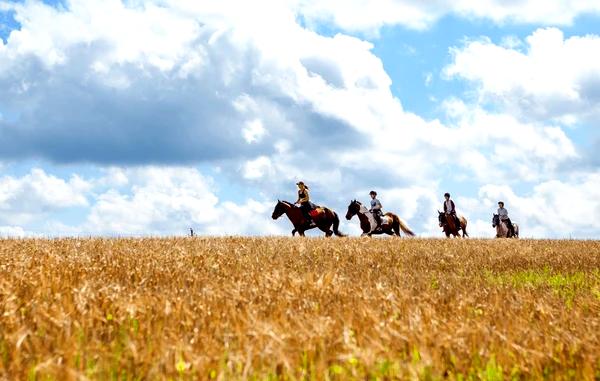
[395,215,415,237]
[332,210,346,237]
[513,224,519,238]
[461,216,469,237]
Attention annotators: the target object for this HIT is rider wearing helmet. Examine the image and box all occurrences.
[369,190,383,229]
[295,181,315,225]
[497,201,515,237]
[443,193,461,230]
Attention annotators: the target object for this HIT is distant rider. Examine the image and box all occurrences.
[443,193,461,230]
[369,190,383,229]
[295,181,315,225]
[497,201,515,237]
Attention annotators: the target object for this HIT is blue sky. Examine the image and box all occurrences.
[1,0,599,237]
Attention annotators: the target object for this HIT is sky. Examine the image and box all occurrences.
[0,0,599,238]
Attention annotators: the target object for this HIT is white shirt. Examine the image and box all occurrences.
[445,200,454,214]
[498,207,509,220]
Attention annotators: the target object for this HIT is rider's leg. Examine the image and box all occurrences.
[301,204,312,225]
[453,214,461,230]
[374,211,382,227]
[505,218,514,236]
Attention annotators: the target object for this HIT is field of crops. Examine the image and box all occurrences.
[1,238,599,380]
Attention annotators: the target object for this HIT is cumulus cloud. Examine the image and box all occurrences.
[0,168,90,224]
[445,28,600,124]
[457,172,600,238]
[297,0,600,32]
[0,0,390,166]
[83,167,285,236]
[0,225,26,237]
[0,1,597,238]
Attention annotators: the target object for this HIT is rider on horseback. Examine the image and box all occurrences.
[443,193,461,230]
[369,191,383,229]
[295,181,316,226]
[497,201,515,237]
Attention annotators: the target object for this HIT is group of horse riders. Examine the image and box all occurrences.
[286,181,515,237]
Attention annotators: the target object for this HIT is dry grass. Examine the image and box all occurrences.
[1,237,599,380]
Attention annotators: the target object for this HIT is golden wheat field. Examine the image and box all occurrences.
[1,238,599,380]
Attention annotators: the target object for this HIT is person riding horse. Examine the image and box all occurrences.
[443,193,461,230]
[295,181,316,225]
[369,190,383,230]
[497,201,515,237]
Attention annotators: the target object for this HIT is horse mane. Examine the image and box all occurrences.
[280,200,295,207]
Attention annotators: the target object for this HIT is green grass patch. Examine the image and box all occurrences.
[484,268,600,304]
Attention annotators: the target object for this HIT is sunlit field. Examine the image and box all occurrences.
[1,238,599,380]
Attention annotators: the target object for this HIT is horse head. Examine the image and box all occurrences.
[438,210,445,227]
[272,200,287,220]
[345,200,360,220]
[492,214,499,228]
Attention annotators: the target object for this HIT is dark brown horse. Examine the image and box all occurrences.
[272,200,346,237]
[438,211,468,238]
[345,200,415,237]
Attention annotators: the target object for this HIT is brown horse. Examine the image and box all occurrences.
[438,211,468,238]
[345,200,415,237]
[271,200,346,237]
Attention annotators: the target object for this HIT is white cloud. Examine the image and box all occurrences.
[243,156,273,180]
[455,172,600,238]
[424,72,433,87]
[0,1,597,238]
[444,101,578,183]
[0,225,26,237]
[0,0,390,165]
[0,168,90,224]
[242,119,266,144]
[82,166,285,236]
[0,1,581,188]
[445,28,600,123]
[297,0,600,33]
[84,167,218,234]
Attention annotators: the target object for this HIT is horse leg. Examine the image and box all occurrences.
[316,221,333,237]
[292,228,297,236]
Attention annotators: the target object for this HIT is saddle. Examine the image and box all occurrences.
[309,207,326,219]
[380,215,391,226]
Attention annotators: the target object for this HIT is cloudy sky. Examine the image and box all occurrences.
[0,0,599,238]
